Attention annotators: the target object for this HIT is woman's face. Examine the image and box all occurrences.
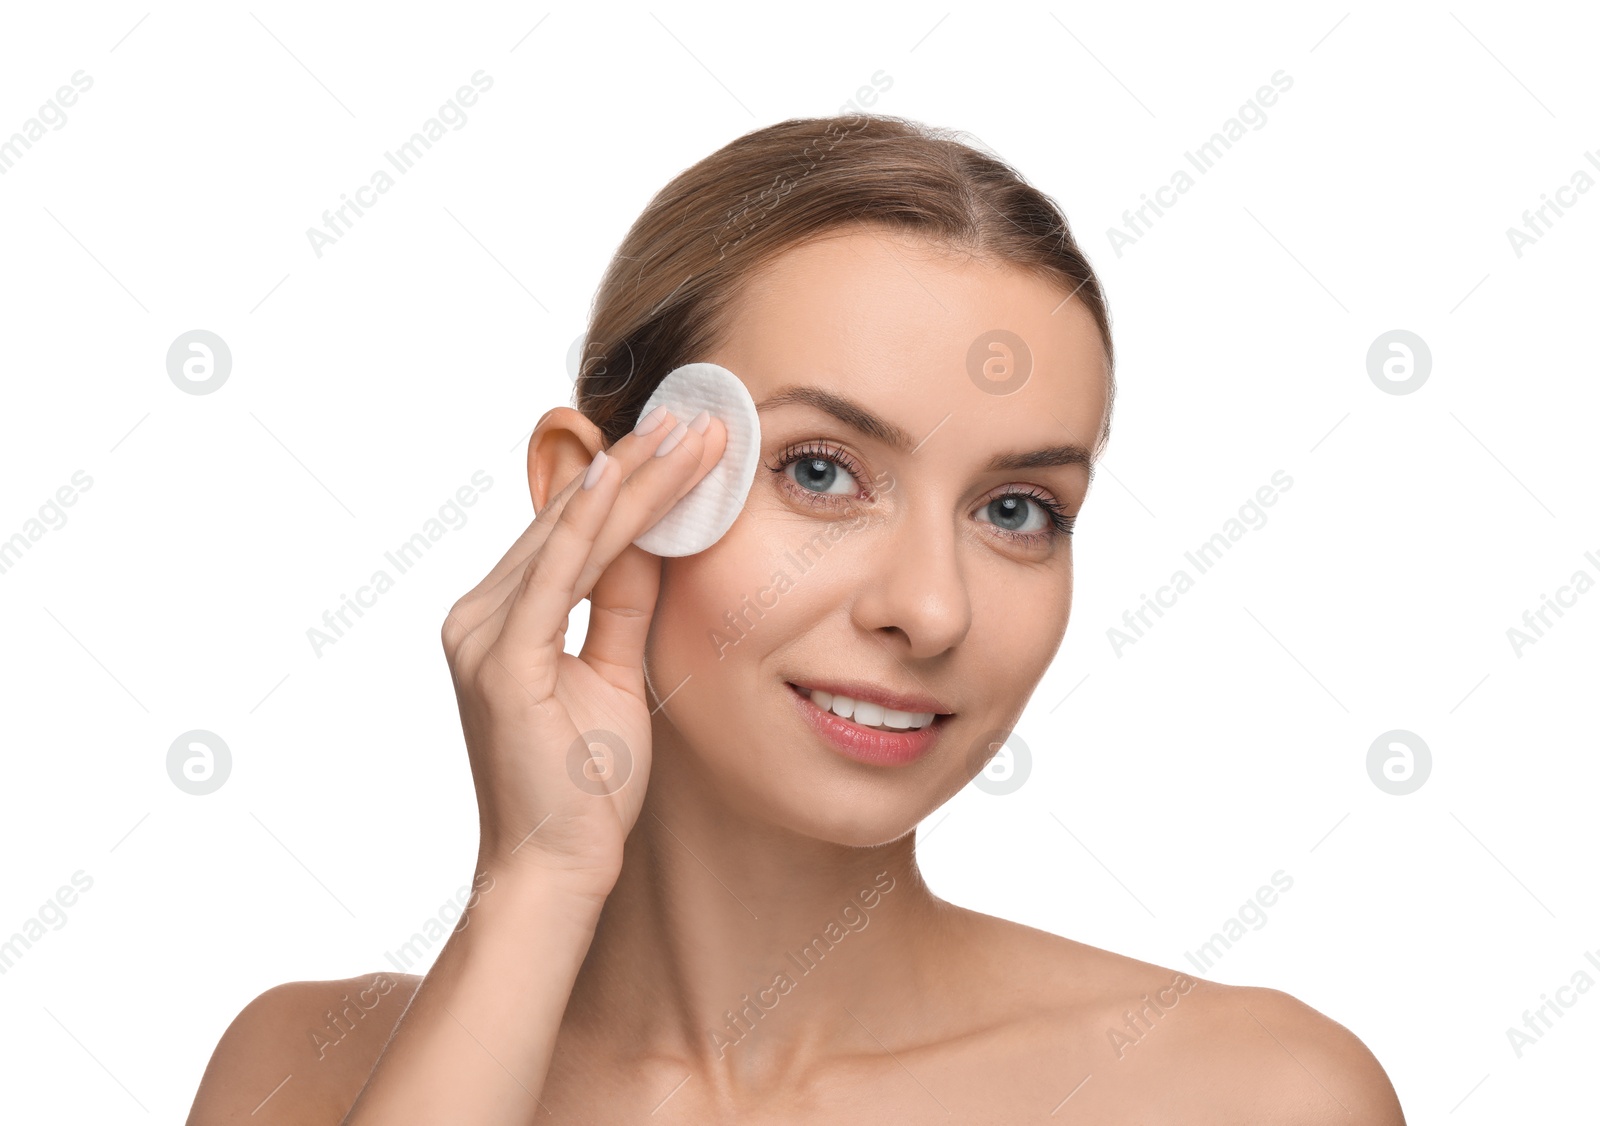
[643,226,1109,846]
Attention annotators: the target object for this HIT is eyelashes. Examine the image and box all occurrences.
[767,440,870,497]
[763,440,1074,547]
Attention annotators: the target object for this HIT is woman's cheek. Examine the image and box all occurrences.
[645,554,720,685]
[974,574,1071,699]
[647,532,789,682]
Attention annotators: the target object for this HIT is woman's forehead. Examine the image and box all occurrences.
[721,230,1105,394]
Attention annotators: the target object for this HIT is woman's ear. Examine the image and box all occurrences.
[525,406,605,512]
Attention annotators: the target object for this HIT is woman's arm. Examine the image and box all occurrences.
[339,405,725,1121]
[182,872,608,1126]
[339,865,611,1123]
[188,406,724,1123]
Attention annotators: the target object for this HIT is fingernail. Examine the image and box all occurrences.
[655,420,689,457]
[634,405,669,434]
[582,448,608,490]
[689,409,711,434]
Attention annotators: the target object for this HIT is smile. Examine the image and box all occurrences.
[786,681,950,767]
[789,683,937,731]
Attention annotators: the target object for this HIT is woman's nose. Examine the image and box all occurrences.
[849,509,972,659]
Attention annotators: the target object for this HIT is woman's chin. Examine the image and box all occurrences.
[744,771,928,849]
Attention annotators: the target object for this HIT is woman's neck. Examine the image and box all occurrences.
[558,737,963,1094]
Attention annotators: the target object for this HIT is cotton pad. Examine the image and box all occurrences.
[631,362,761,557]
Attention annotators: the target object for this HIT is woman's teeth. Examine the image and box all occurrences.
[801,687,936,732]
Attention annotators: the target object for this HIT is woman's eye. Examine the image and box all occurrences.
[785,455,859,496]
[977,494,1052,536]
[767,441,1073,544]
[977,491,1075,543]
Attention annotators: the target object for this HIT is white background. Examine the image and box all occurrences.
[1,1,1594,1120]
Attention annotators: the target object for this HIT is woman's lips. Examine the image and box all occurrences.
[787,682,946,767]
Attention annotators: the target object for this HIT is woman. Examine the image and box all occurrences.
[188,114,1405,1123]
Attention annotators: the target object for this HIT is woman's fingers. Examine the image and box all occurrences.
[446,408,686,657]
[552,412,728,617]
[461,409,680,609]
[576,540,661,694]
[471,411,728,651]
[494,413,724,679]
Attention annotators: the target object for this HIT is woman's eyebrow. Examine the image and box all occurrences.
[755,384,1094,473]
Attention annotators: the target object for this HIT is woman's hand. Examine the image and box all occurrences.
[440,406,727,897]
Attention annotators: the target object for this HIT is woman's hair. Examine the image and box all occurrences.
[575,113,1115,455]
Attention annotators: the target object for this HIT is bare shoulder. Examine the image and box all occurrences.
[1158,979,1406,1124]
[185,971,423,1125]
[946,910,1405,1124]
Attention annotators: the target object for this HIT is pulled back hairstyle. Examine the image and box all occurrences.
[575,113,1115,455]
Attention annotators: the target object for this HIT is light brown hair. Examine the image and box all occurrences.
[575,113,1114,454]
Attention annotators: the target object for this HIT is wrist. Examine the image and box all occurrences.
[470,851,619,921]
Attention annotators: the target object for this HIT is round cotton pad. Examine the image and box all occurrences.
[631,362,761,557]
